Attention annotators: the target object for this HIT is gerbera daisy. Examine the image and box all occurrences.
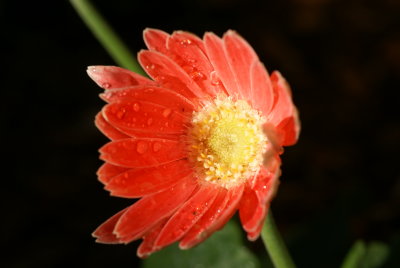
[88,29,300,258]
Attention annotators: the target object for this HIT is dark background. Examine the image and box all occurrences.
[2,0,399,267]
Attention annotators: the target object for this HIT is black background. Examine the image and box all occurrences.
[2,0,400,267]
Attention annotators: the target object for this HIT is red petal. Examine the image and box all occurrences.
[166,32,219,96]
[102,99,189,136]
[97,162,129,185]
[179,188,227,249]
[250,61,275,117]
[154,184,219,250]
[99,137,186,168]
[87,66,156,90]
[138,50,207,102]
[223,31,258,102]
[114,177,198,243]
[252,166,281,205]
[95,112,131,140]
[143,28,169,54]
[204,32,239,97]
[92,208,127,244]
[137,219,168,258]
[105,160,193,198]
[268,71,300,146]
[246,205,269,241]
[100,86,195,112]
[239,186,266,233]
[179,184,244,249]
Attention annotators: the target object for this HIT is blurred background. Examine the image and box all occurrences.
[2,0,399,267]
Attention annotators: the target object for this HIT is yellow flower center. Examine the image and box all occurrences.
[188,96,267,188]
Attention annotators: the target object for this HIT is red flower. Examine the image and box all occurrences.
[88,29,300,258]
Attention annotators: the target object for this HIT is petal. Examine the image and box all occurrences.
[138,50,208,101]
[239,186,266,233]
[246,206,269,241]
[100,86,195,112]
[137,219,168,258]
[179,188,228,249]
[223,30,258,102]
[97,162,129,185]
[153,184,219,250]
[99,137,186,168]
[95,112,130,140]
[87,66,156,90]
[204,32,239,97]
[250,61,275,116]
[268,71,300,146]
[102,99,189,136]
[92,208,128,244]
[166,32,219,96]
[143,28,169,54]
[114,177,198,243]
[105,160,193,198]
[252,166,281,205]
[179,184,244,249]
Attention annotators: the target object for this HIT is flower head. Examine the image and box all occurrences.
[89,29,300,258]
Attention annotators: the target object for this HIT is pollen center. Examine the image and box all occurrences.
[188,96,267,188]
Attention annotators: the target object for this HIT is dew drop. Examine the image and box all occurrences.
[136,141,148,154]
[116,108,126,119]
[180,39,192,46]
[146,64,155,70]
[102,83,111,89]
[190,71,205,80]
[147,118,153,126]
[133,103,140,112]
[162,108,172,118]
[152,142,162,152]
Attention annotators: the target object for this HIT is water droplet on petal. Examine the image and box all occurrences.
[136,141,148,154]
[133,103,140,112]
[146,64,155,70]
[190,71,205,80]
[102,83,111,89]
[152,142,162,152]
[180,39,192,46]
[116,108,126,119]
[162,108,172,118]
[147,118,153,126]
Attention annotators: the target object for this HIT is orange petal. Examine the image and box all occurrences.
[92,208,128,244]
[246,205,269,241]
[95,112,131,140]
[250,61,275,116]
[102,99,188,136]
[179,184,244,249]
[137,219,168,258]
[97,162,129,185]
[223,30,258,103]
[153,184,219,250]
[268,71,300,146]
[114,177,198,243]
[100,86,195,112]
[239,186,267,233]
[167,32,219,96]
[87,66,156,90]
[138,50,208,102]
[105,160,193,198]
[204,32,239,97]
[99,137,186,168]
[143,28,169,54]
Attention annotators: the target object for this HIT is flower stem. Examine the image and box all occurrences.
[261,211,297,268]
[70,0,145,75]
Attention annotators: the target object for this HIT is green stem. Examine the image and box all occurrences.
[261,211,297,268]
[70,0,145,75]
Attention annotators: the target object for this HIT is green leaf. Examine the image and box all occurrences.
[341,240,390,268]
[141,220,260,268]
